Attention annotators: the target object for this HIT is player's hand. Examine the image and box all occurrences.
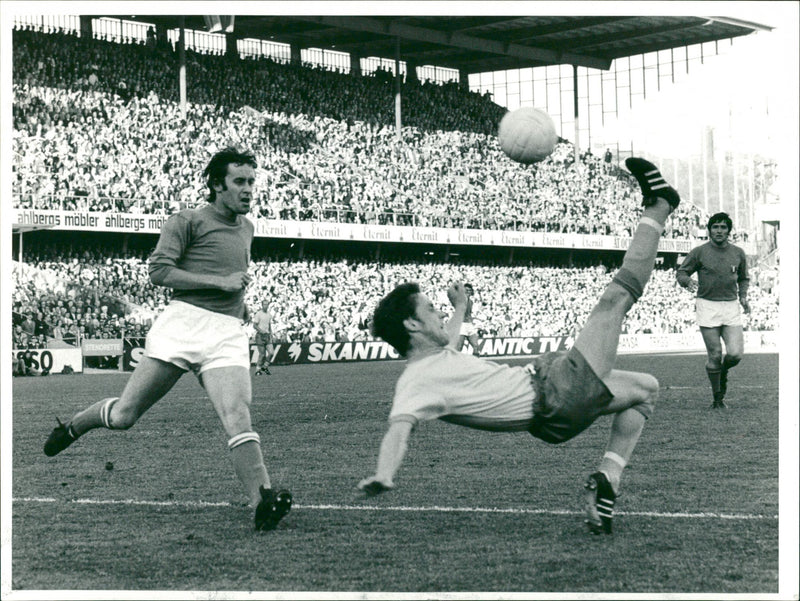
[684,280,698,294]
[358,476,394,497]
[740,298,751,314]
[218,271,252,292]
[447,281,468,308]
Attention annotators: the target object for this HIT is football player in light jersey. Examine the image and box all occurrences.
[457,283,481,356]
[252,299,275,375]
[44,149,292,531]
[359,157,679,535]
[676,212,750,409]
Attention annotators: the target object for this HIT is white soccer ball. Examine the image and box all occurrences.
[497,107,558,164]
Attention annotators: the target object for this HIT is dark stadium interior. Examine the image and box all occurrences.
[107,14,767,72]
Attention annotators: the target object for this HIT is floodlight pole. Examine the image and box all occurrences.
[394,36,402,141]
[178,16,187,115]
[573,65,581,165]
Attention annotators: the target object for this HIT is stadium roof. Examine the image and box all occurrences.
[115,14,771,72]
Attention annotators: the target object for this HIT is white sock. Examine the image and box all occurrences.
[599,452,627,494]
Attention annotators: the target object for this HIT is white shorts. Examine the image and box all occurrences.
[145,301,250,374]
[696,298,742,328]
[460,322,479,337]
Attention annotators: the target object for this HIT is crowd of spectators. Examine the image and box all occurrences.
[12,246,163,352]
[11,28,775,372]
[12,244,779,359]
[12,27,704,238]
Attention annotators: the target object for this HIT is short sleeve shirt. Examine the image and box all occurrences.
[148,205,254,319]
[677,242,749,301]
[390,347,537,432]
[252,310,273,334]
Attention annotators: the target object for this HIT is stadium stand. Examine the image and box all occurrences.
[10,28,778,363]
[12,243,779,353]
[12,28,704,238]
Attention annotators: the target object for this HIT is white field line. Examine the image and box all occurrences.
[662,385,772,390]
[13,497,777,520]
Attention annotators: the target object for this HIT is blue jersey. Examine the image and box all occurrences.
[463,297,474,323]
[148,204,254,319]
[676,241,749,301]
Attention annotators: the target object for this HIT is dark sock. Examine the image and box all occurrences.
[706,368,722,396]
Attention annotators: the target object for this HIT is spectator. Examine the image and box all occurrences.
[51,318,65,343]
[20,314,37,337]
[16,349,41,376]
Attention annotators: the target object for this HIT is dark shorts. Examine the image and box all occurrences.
[527,347,613,444]
[254,332,272,346]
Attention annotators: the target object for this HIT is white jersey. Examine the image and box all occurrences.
[389,346,537,432]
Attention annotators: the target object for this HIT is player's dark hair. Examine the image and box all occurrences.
[371,282,421,357]
[203,148,257,202]
[707,212,733,231]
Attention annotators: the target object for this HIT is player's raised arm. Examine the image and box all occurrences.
[444,282,468,348]
[358,420,414,496]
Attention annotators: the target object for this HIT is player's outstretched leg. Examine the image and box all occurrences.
[574,157,679,534]
[43,358,184,456]
[575,157,679,378]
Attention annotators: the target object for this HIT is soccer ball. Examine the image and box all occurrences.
[497,107,558,164]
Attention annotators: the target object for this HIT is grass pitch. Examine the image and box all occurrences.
[10,353,780,595]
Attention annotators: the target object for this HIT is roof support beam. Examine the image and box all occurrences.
[565,20,710,51]
[291,15,612,70]
[504,16,639,41]
[438,16,526,31]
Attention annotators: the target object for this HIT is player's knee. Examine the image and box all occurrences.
[706,349,723,365]
[633,375,659,419]
[633,398,655,420]
[641,373,660,397]
[636,377,658,418]
[725,353,742,366]
[107,403,137,430]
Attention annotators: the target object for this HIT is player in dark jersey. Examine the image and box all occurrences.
[676,212,750,409]
[43,149,292,531]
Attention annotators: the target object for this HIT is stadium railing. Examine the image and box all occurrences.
[12,193,583,234]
